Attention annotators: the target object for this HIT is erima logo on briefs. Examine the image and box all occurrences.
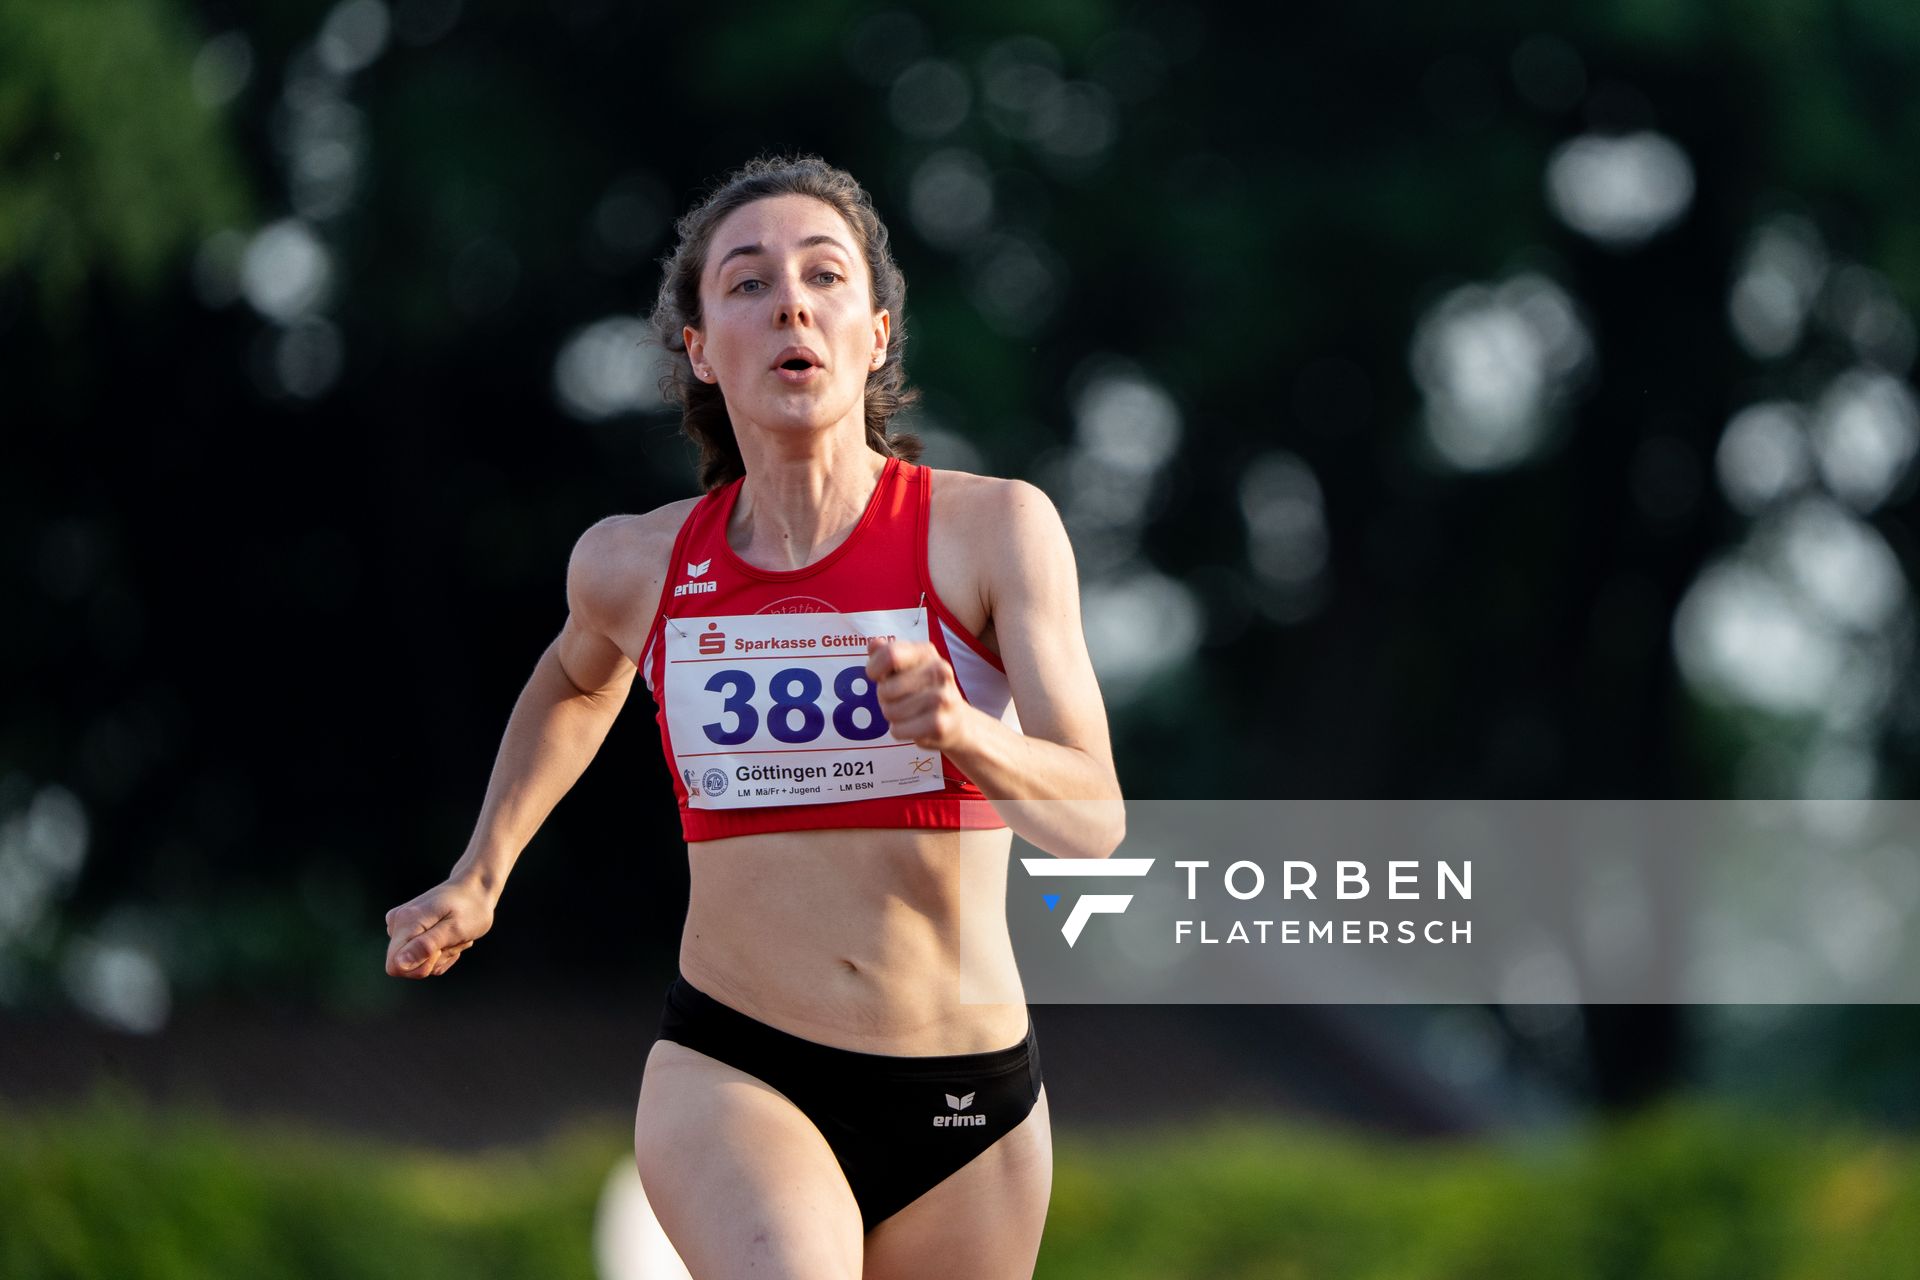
[1020,858,1156,946]
[934,1092,984,1127]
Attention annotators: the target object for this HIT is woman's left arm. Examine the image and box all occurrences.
[868,478,1125,859]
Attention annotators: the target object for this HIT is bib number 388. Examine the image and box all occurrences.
[700,665,886,745]
[661,604,946,809]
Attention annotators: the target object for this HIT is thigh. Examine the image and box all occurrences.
[635,1039,865,1280]
[862,1086,1053,1280]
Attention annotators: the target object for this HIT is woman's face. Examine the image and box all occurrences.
[685,194,890,441]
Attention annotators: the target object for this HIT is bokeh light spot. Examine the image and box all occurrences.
[909,150,994,250]
[1410,273,1591,472]
[1809,368,1919,513]
[241,219,333,321]
[1545,131,1694,248]
[1715,402,1810,516]
[318,0,392,76]
[890,59,972,138]
[191,31,254,109]
[555,317,668,421]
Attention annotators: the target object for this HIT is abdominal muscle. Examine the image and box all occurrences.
[676,823,1030,1056]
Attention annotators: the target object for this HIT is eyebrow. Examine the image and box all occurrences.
[715,234,854,271]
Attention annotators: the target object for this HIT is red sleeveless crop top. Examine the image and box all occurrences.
[636,457,1016,841]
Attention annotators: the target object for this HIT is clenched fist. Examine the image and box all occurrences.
[383,877,494,979]
[866,638,979,753]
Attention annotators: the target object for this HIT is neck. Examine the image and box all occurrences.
[729,426,890,571]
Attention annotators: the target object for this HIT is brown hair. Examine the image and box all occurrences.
[650,154,922,492]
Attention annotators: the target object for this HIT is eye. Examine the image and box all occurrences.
[813,270,844,285]
[733,278,764,294]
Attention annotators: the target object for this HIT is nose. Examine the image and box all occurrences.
[770,270,811,328]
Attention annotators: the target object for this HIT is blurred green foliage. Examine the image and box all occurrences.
[3,1095,1915,1278]
[0,0,249,322]
[0,1092,603,1279]
[1043,1100,1919,1279]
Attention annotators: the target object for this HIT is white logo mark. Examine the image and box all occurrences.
[1020,858,1156,947]
[933,1091,986,1127]
[673,558,719,597]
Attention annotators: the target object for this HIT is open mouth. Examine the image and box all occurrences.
[772,346,824,375]
[773,349,824,383]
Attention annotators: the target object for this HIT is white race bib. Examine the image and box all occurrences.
[662,604,946,809]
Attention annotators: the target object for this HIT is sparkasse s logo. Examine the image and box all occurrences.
[1020,858,1155,946]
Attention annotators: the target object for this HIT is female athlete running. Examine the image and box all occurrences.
[383,154,1124,1279]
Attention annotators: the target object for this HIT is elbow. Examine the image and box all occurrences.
[1072,762,1125,859]
[1081,796,1126,859]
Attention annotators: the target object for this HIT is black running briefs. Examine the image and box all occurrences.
[653,973,1043,1232]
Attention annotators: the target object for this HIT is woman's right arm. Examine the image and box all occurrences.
[383,512,665,980]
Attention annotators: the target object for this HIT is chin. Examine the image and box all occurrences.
[748,395,860,437]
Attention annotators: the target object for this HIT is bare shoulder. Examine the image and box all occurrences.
[925,468,1107,764]
[924,470,1074,645]
[567,495,704,657]
[569,496,702,598]
[925,469,1064,546]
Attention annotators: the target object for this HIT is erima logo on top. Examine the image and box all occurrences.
[674,559,717,598]
[933,1091,984,1128]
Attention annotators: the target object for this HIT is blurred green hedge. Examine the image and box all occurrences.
[2,1094,1914,1278]
[1041,1101,1918,1280]
[0,1092,605,1280]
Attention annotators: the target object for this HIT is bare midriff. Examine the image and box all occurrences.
[678,823,1029,1056]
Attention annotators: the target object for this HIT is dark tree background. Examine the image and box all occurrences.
[6,0,1918,1129]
